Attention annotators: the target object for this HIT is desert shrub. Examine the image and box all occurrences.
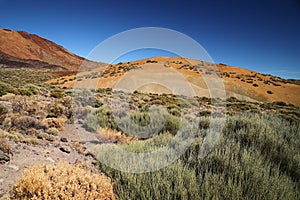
[47,104,65,118]
[46,127,59,136]
[43,116,67,130]
[130,112,151,127]
[19,84,40,96]
[7,95,47,117]
[72,89,102,108]
[197,110,212,117]
[0,129,40,144]
[146,60,158,63]
[96,128,137,144]
[14,116,47,133]
[253,83,259,87]
[0,137,12,154]
[168,107,181,117]
[273,101,287,106]
[161,114,181,135]
[227,96,239,102]
[73,105,93,120]
[0,103,9,124]
[50,90,64,98]
[0,81,15,96]
[263,80,269,84]
[96,113,300,199]
[37,131,56,141]
[267,90,273,94]
[198,117,210,129]
[11,162,115,200]
[85,104,182,137]
[85,105,116,131]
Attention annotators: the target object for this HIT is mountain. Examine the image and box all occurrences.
[0,28,104,71]
[48,56,300,106]
[1,28,298,105]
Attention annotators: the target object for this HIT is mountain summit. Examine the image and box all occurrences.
[0,28,103,71]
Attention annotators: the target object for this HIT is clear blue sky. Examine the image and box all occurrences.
[0,0,299,79]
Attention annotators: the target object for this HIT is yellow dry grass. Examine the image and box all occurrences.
[11,162,115,200]
[96,128,138,144]
[42,116,67,131]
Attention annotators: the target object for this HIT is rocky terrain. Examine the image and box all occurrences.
[0,29,299,199]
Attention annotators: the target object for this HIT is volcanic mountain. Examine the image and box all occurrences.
[1,28,298,105]
[0,28,104,71]
[48,56,300,106]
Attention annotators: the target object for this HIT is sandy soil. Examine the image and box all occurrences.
[0,123,100,199]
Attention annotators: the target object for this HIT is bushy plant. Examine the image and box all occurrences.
[85,105,116,131]
[0,137,12,154]
[47,104,65,118]
[0,103,9,124]
[19,84,40,96]
[50,90,64,98]
[14,116,47,134]
[0,81,15,96]
[43,116,67,131]
[46,127,59,136]
[95,113,300,199]
[11,162,115,200]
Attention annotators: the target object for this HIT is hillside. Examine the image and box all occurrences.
[48,56,300,106]
[0,28,104,71]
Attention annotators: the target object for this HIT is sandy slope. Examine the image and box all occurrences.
[47,56,300,106]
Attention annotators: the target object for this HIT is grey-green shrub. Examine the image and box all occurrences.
[0,81,15,96]
[95,113,300,199]
[19,84,40,96]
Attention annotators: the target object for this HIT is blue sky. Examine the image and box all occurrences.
[0,0,299,79]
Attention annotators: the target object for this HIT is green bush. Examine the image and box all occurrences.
[50,90,64,98]
[85,105,116,131]
[85,104,182,137]
[0,81,15,96]
[95,113,300,199]
[19,84,40,96]
[47,104,65,118]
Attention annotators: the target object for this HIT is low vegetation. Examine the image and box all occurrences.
[0,65,299,199]
[11,162,115,200]
[0,68,57,88]
[95,113,300,199]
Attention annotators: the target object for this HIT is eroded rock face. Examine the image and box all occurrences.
[0,150,10,164]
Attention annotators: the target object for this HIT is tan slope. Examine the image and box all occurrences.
[0,28,104,71]
[47,56,300,106]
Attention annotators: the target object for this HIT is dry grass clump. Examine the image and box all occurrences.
[0,137,12,154]
[14,116,47,133]
[46,127,59,136]
[43,116,67,131]
[96,128,137,144]
[11,162,115,200]
[71,141,86,154]
[0,129,40,145]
